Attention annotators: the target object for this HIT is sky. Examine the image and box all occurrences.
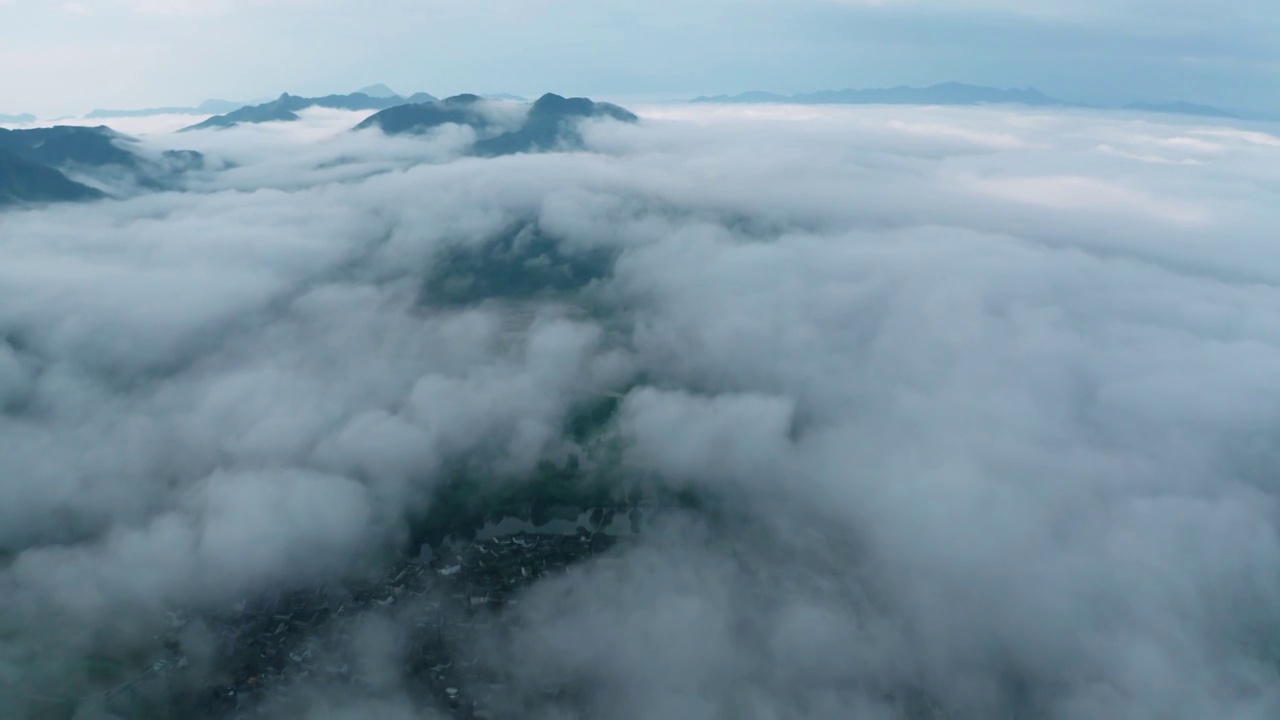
[2,0,1279,116]
[4,101,1280,717]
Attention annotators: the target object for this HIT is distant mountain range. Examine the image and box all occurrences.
[78,87,530,125]
[1119,101,1240,119]
[691,82,1269,120]
[356,93,638,156]
[0,125,203,207]
[1,91,636,208]
[694,83,1061,107]
[181,90,438,131]
[10,82,1273,127]
[86,99,248,119]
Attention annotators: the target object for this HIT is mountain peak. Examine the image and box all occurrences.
[441,94,483,105]
[356,84,400,99]
[355,92,638,156]
[529,94,638,123]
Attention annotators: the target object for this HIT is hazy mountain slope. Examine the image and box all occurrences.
[0,125,204,201]
[183,91,436,131]
[356,83,400,98]
[0,147,104,206]
[86,99,246,119]
[0,125,139,168]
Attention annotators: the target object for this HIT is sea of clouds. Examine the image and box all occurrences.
[3,102,1280,719]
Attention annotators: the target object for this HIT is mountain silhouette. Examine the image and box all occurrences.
[182,91,438,131]
[358,93,638,156]
[0,147,104,206]
[0,125,204,206]
[474,94,637,156]
[0,113,37,124]
[354,94,492,135]
[0,125,140,168]
[356,84,400,99]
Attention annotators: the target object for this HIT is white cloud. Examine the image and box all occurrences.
[1193,127,1280,148]
[962,173,1211,224]
[3,104,1280,717]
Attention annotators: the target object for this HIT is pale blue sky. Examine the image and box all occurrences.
[2,0,1277,116]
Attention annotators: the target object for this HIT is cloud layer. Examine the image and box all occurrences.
[3,104,1280,718]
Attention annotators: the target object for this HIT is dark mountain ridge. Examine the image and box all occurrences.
[0,125,140,168]
[357,92,638,156]
[0,147,104,207]
[0,125,204,207]
[475,93,637,156]
[353,93,491,135]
